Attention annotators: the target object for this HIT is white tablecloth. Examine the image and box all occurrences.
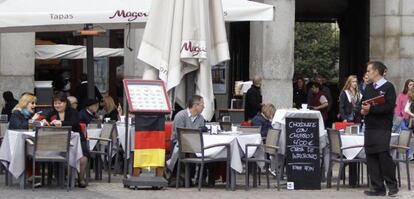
[272,109,326,154]
[341,133,399,160]
[168,132,262,173]
[116,122,135,159]
[0,130,83,179]
[87,128,102,151]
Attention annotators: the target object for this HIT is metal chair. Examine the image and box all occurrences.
[87,122,115,183]
[89,119,102,128]
[0,121,10,185]
[239,126,261,134]
[244,128,282,190]
[0,114,7,122]
[219,121,232,132]
[176,127,231,191]
[326,128,366,190]
[26,126,72,191]
[391,129,412,190]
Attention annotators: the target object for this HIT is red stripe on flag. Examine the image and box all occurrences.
[134,131,166,149]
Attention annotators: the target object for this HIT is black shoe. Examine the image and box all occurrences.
[78,181,87,188]
[363,190,386,196]
[388,190,398,197]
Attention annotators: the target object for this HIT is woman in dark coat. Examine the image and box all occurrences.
[251,103,276,138]
[293,77,307,109]
[103,96,119,121]
[339,75,362,123]
[44,92,88,188]
[1,91,18,121]
[9,93,41,130]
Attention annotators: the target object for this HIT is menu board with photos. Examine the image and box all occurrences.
[123,79,171,113]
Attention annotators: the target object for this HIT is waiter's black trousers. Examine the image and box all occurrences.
[366,151,398,192]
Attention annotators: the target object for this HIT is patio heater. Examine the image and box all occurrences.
[75,24,100,99]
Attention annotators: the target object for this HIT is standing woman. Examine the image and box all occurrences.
[293,77,307,109]
[9,94,41,130]
[394,79,414,126]
[404,87,414,127]
[339,75,363,123]
[44,92,89,188]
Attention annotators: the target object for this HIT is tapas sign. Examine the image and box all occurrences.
[123,79,171,113]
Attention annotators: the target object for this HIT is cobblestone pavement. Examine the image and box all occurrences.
[1,165,414,199]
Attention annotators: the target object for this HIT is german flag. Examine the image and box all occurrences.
[134,115,166,168]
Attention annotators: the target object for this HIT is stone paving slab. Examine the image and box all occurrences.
[1,162,414,199]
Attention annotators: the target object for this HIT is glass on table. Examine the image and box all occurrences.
[28,119,34,130]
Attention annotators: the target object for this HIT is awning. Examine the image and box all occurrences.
[35,44,123,59]
[0,0,273,32]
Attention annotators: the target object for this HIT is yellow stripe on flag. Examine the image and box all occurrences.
[134,149,165,168]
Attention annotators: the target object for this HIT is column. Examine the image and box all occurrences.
[0,33,35,108]
[250,0,295,108]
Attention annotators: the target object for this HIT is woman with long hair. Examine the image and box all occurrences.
[339,75,362,123]
[44,92,89,188]
[9,93,41,129]
[395,79,414,120]
[102,96,119,121]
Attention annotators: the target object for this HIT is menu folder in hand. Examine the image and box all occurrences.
[362,95,385,106]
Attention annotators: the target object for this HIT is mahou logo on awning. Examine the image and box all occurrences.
[109,10,149,22]
[181,40,207,59]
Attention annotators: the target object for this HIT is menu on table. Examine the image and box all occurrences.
[123,80,171,113]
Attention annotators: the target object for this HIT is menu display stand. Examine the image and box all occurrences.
[122,79,171,189]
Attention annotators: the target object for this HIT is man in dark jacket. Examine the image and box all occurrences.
[361,61,398,197]
[244,76,263,121]
[1,91,18,121]
[75,74,103,111]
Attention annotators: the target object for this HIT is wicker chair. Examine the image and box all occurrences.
[326,128,366,190]
[391,129,412,190]
[238,126,261,134]
[88,122,115,183]
[176,127,231,191]
[244,128,282,190]
[26,126,72,191]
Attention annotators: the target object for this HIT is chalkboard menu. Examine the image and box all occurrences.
[123,79,171,113]
[285,117,320,190]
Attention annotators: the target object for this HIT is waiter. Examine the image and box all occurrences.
[361,61,398,197]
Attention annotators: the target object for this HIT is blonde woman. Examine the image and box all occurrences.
[9,93,41,130]
[251,103,276,137]
[103,96,119,121]
[339,75,362,123]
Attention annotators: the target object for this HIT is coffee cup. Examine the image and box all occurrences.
[301,104,308,110]
[231,126,238,133]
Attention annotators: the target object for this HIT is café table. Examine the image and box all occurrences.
[337,132,399,186]
[167,131,263,190]
[272,109,327,155]
[341,133,399,159]
[116,122,135,159]
[0,129,83,188]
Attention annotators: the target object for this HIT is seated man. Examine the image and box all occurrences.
[171,95,205,146]
[171,95,210,186]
